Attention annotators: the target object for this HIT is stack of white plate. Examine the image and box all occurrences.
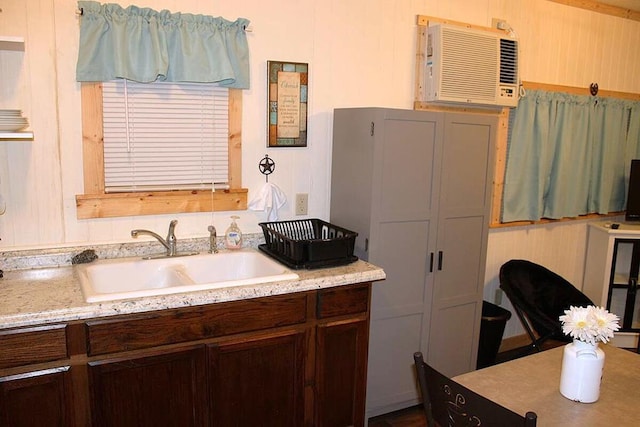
[0,109,29,132]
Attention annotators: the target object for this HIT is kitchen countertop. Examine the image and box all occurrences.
[0,248,386,330]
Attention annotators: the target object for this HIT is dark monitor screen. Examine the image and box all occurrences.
[626,159,640,221]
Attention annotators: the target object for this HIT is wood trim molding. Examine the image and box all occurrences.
[523,81,640,101]
[490,109,511,226]
[416,15,504,34]
[81,83,105,194]
[547,0,640,21]
[76,189,248,219]
[77,84,247,219]
[228,89,242,189]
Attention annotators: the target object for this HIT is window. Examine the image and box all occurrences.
[501,89,640,223]
[76,83,247,219]
[490,81,640,227]
[102,79,230,192]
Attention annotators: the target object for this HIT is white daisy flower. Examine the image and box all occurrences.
[559,305,620,345]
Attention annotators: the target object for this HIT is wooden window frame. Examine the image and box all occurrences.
[76,83,247,219]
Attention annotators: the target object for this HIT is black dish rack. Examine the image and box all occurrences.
[258,219,358,269]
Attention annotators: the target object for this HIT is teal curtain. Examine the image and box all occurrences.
[76,1,250,88]
[502,90,640,222]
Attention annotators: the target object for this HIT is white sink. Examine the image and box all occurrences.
[77,249,299,303]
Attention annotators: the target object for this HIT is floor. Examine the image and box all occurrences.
[367,405,426,427]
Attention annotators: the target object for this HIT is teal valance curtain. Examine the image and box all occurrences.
[502,90,640,222]
[76,1,250,88]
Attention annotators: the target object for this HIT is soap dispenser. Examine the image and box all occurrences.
[225,216,243,250]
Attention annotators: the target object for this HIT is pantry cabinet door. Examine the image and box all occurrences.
[429,114,497,377]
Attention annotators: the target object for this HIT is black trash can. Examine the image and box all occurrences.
[476,301,512,369]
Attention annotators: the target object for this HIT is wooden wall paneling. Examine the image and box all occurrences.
[22,0,63,245]
[0,0,63,246]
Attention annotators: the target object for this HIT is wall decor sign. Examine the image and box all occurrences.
[268,61,308,147]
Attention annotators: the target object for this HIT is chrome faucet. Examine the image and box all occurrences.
[131,220,179,257]
[208,225,218,253]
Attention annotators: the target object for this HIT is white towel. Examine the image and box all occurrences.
[248,182,287,221]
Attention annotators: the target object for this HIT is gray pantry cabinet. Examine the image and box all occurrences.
[330,107,497,417]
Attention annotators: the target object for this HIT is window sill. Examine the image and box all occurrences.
[489,212,623,229]
[75,189,248,219]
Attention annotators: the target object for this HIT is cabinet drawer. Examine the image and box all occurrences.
[86,293,308,356]
[317,283,371,319]
[0,325,68,369]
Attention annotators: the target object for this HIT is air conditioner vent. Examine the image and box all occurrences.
[500,38,518,85]
[425,23,520,107]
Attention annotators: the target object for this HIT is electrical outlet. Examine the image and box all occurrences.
[495,288,503,305]
[295,193,308,216]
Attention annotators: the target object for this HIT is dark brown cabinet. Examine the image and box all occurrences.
[315,318,368,427]
[0,324,73,427]
[89,347,207,427]
[0,282,372,426]
[315,282,371,427]
[208,330,307,427]
[0,367,73,427]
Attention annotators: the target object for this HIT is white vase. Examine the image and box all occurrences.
[559,339,605,403]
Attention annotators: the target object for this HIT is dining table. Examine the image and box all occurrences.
[453,344,640,426]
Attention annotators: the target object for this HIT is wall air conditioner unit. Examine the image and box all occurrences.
[425,23,520,107]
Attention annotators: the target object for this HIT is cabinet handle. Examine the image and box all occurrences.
[365,238,369,252]
[429,252,434,273]
[438,251,443,271]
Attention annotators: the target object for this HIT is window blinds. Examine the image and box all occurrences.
[102,79,229,192]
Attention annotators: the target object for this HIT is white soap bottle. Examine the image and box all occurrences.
[225,215,243,250]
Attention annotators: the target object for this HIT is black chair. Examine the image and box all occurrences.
[413,352,537,427]
[499,259,594,353]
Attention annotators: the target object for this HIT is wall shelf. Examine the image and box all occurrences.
[0,131,34,141]
[1,36,30,141]
[0,36,25,51]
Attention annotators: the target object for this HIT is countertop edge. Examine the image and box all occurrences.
[0,258,386,330]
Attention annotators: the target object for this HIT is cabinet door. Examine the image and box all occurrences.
[429,114,496,377]
[366,113,441,415]
[88,346,207,427]
[316,318,369,427]
[0,367,73,427]
[207,330,306,427]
